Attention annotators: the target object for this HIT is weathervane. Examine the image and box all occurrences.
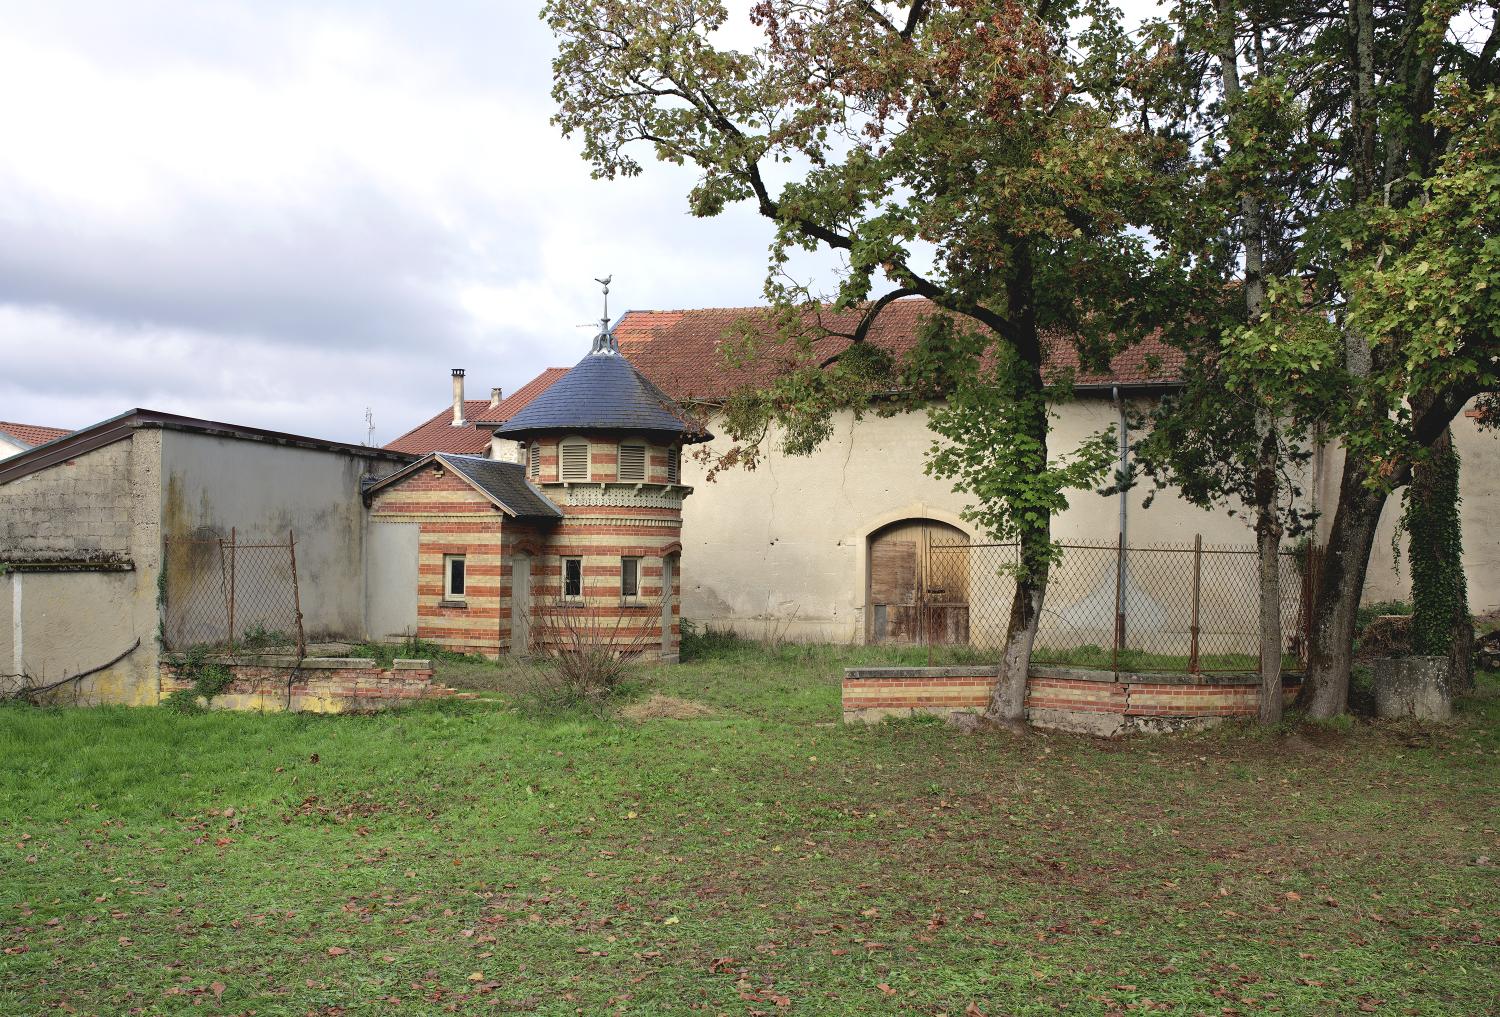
[591,274,618,353]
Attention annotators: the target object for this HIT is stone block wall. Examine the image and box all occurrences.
[0,439,137,558]
[159,656,448,713]
[843,665,1302,736]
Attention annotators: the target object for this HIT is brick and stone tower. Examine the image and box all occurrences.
[491,320,711,662]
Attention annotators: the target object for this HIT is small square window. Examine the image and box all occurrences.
[444,555,466,601]
[621,557,640,598]
[618,444,646,482]
[563,557,583,599]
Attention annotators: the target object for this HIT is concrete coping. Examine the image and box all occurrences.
[297,657,379,670]
[193,654,304,668]
[392,658,433,670]
[843,664,1304,687]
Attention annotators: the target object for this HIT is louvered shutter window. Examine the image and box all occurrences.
[666,447,681,484]
[618,444,646,482]
[560,440,590,481]
[528,444,541,478]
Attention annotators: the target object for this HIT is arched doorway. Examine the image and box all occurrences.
[866,519,970,644]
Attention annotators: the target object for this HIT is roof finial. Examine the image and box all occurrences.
[591,274,618,354]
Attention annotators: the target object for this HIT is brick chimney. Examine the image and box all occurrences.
[451,369,466,426]
[490,387,502,408]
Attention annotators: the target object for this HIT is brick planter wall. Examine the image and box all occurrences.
[843,665,1302,736]
[159,656,453,714]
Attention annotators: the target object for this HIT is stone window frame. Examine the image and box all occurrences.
[559,436,590,482]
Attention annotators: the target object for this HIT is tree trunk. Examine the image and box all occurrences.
[991,534,1048,728]
[1408,427,1473,691]
[1255,429,1284,724]
[1301,454,1386,718]
[1219,0,1282,723]
[987,241,1046,729]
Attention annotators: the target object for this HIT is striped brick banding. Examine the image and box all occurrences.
[843,667,1302,735]
[368,448,688,662]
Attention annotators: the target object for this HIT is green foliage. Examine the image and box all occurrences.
[347,635,471,668]
[1357,600,1414,631]
[1339,80,1500,479]
[546,0,1188,587]
[920,329,1116,571]
[162,646,235,714]
[1405,440,1469,656]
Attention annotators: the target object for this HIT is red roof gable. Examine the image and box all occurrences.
[383,368,568,455]
[613,298,1184,402]
[0,421,72,448]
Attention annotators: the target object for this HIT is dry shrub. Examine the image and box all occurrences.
[525,598,660,710]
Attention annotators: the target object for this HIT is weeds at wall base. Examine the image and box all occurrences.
[161,646,235,714]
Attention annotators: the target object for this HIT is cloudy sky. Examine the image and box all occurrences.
[0,1,1155,445]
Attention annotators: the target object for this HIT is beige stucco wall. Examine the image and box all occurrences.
[160,429,404,641]
[680,397,1262,643]
[0,430,163,702]
[1326,404,1500,614]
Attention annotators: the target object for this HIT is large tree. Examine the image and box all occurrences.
[1135,0,1499,717]
[545,0,1187,723]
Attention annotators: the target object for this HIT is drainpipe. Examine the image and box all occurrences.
[451,368,466,426]
[1113,386,1129,644]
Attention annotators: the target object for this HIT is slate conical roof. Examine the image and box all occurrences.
[494,329,711,444]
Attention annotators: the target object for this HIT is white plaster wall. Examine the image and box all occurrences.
[680,397,1260,643]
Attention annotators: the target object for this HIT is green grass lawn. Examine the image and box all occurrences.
[1,638,1497,1016]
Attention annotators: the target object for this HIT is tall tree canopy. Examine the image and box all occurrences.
[546,0,1190,722]
[1133,0,1499,716]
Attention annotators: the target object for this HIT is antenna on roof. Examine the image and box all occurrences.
[591,275,618,354]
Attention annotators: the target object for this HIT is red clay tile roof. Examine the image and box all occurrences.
[613,298,1184,402]
[0,421,72,448]
[383,368,568,455]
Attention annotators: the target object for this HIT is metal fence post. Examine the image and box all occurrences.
[228,527,237,651]
[1189,533,1202,674]
[288,530,306,660]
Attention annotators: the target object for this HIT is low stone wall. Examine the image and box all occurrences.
[159,656,452,714]
[843,665,1303,736]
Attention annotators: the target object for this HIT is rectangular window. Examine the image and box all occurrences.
[528,443,541,478]
[563,557,583,598]
[621,557,639,598]
[666,447,681,484]
[560,440,589,482]
[617,443,646,482]
[444,555,466,601]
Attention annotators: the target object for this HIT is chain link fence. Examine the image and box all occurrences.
[924,537,1318,673]
[162,530,306,654]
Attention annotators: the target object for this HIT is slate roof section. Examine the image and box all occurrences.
[0,421,72,448]
[611,298,1186,403]
[383,368,568,455]
[362,453,563,520]
[440,455,563,520]
[493,338,711,444]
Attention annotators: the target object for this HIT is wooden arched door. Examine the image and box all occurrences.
[867,519,969,644]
